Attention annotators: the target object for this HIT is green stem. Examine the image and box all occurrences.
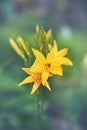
[35,92,41,130]
[35,87,47,130]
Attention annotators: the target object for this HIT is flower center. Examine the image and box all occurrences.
[45,63,51,70]
[33,73,41,82]
[47,63,51,67]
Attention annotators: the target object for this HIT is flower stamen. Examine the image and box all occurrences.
[47,63,51,68]
[45,63,51,70]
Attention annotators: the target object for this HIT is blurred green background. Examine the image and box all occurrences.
[0,0,87,130]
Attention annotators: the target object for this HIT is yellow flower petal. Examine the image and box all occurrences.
[42,71,49,85]
[47,40,58,62]
[30,59,45,72]
[50,57,73,66]
[57,57,73,66]
[30,48,46,72]
[57,48,68,57]
[50,65,63,76]
[46,47,55,63]
[32,48,46,63]
[21,68,33,75]
[31,81,41,94]
[44,81,51,91]
[18,76,34,86]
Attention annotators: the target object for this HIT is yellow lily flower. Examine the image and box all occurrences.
[18,68,51,94]
[30,40,73,84]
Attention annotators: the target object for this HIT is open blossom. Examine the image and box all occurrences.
[18,68,51,94]
[30,40,73,85]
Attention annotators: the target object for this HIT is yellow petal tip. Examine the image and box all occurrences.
[69,61,73,66]
[30,92,33,95]
[49,88,51,91]
[18,83,21,87]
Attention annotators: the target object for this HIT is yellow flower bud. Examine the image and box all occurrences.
[46,29,52,40]
[82,54,87,72]
[17,37,30,56]
[36,24,39,34]
[9,38,23,57]
[48,44,52,51]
